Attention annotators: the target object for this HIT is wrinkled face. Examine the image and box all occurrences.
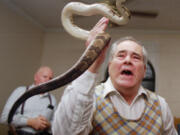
[34,67,53,85]
[108,40,146,91]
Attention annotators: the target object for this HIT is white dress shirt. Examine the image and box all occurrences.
[52,71,177,135]
[0,84,57,134]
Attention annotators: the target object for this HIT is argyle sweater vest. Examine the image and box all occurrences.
[90,85,163,135]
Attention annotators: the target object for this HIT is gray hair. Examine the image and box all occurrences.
[109,36,148,66]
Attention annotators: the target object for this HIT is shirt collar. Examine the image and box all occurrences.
[103,78,148,99]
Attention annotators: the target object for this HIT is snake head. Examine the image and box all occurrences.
[101,0,131,27]
[103,0,131,20]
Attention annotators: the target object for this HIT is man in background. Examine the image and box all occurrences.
[1,66,57,135]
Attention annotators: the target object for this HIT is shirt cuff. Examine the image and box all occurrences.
[13,116,28,127]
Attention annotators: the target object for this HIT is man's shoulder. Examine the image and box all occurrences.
[146,90,167,107]
[157,94,167,106]
[14,86,27,92]
[94,83,105,96]
[9,86,27,97]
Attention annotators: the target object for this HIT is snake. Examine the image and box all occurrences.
[7,0,130,126]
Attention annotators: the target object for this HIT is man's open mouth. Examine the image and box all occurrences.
[121,70,133,76]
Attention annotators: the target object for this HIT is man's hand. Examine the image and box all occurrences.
[87,17,110,73]
[27,115,50,130]
[86,17,109,47]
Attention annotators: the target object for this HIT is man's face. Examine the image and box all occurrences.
[34,67,53,85]
[108,40,146,91]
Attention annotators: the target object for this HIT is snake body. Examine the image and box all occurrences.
[8,32,111,124]
[61,0,130,40]
[8,0,130,124]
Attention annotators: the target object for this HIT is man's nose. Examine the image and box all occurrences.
[124,55,131,64]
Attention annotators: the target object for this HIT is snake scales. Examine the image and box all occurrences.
[8,0,130,126]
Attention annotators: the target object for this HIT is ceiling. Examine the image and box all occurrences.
[1,0,180,32]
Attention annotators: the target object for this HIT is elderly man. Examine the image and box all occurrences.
[52,17,177,135]
[0,66,57,135]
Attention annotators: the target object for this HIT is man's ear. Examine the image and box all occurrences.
[108,60,111,66]
[108,61,111,72]
[143,64,146,78]
[34,73,38,84]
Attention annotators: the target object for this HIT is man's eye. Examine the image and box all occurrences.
[118,54,125,57]
[133,55,141,60]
